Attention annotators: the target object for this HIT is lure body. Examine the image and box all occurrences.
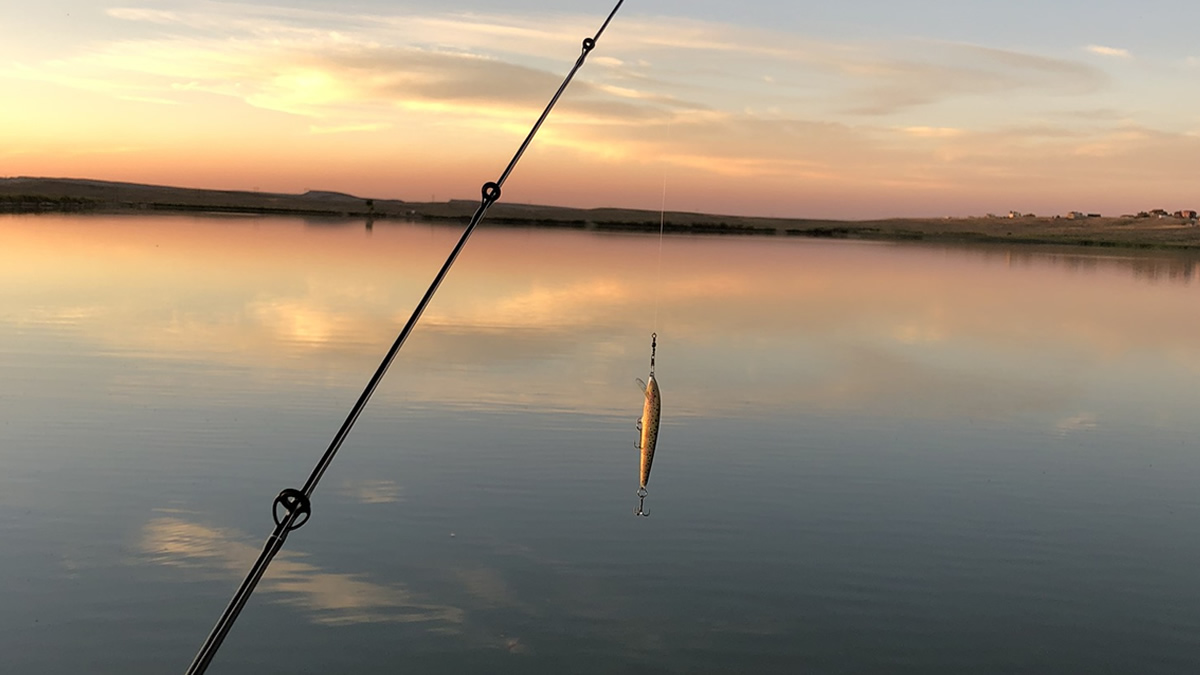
[637,374,661,490]
[634,333,660,517]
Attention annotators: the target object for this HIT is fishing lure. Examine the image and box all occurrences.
[635,333,661,516]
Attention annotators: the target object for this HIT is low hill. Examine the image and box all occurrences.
[0,177,402,216]
[4,177,1200,250]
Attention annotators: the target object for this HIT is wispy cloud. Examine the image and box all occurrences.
[1087,45,1132,58]
[903,126,965,138]
[840,43,1107,115]
[19,4,1112,123]
[309,121,392,134]
[5,2,1197,216]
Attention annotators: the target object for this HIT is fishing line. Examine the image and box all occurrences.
[653,119,669,335]
[184,2,625,673]
[635,119,669,517]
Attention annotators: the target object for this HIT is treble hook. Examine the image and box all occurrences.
[635,486,649,517]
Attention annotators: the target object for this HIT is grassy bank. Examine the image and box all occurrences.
[4,177,1199,250]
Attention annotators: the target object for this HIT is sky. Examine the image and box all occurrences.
[3,0,1200,218]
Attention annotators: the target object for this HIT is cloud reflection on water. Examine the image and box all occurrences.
[4,215,1200,422]
[1055,412,1099,435]
[141,516,462,627]
[339,479,404,504]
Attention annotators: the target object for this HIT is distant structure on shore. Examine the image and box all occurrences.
[1131,208,1199,223]
[980,208,1198,226]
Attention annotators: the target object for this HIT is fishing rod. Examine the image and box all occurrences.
[184,2,625,672]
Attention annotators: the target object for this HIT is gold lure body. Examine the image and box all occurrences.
[635,333,660,516]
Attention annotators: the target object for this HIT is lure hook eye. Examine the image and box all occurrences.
[635,487,649,517]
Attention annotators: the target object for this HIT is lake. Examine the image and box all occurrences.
[3,213,1200,674]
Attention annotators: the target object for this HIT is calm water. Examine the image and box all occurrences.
[3,213,1200,674]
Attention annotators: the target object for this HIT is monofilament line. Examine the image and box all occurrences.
[183,2,626,673]
[653,119,669,334]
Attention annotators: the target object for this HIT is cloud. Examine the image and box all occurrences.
[1087,45,1132,58]
[839,43,1108,115]
[17,38,585,119]
[12,6,610,121]
[903,126,965,138]
[8,2,1197,217]
[602,19,1110,115]
[22,4,1112,124]
[309,122,393,134]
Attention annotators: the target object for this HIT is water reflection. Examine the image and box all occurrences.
[967,246,1200,285]
[338,479,404,504]
[141,515,462,627]
[6,214,1200,674]
[3,214,1200,423]
[1054,412,1099,435]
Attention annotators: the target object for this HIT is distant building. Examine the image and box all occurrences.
[1173,209,1197,219]
[1007,210,1022,218]
[1066,211,1086,219]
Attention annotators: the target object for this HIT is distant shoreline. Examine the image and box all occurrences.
[4,176,1200,250]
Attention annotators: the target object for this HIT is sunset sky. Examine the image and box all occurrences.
[4,0,1200,218]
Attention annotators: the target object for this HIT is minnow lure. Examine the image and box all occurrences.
[635,333,661,516]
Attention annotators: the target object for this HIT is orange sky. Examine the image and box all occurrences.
[4,2,1200,218]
